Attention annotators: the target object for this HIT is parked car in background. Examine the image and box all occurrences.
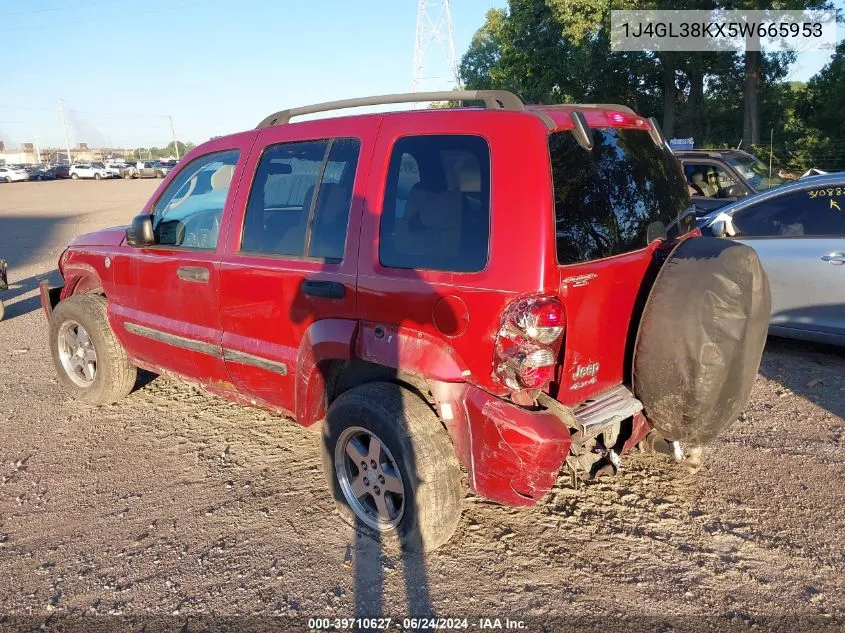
[26,166,57,181]
[136,161,171,178]
[674,149,788,215]
[50,164,71,179]
[69,164,110,180]
[117,164,139,179]
[0,166,29,182]
[40,91,771,552]
[93,162,120,178]
[701,173,845,345]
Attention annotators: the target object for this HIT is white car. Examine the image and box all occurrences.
[69,164,110,180]
[0,166,29,183]
[93,162,120,178]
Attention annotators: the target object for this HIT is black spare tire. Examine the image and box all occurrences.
[633,237,771,445]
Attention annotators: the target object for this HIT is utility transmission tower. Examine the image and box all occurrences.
[412,0,460,93]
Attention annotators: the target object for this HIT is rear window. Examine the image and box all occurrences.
[550,128,689,265]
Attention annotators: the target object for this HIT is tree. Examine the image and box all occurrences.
[807,41,845,140]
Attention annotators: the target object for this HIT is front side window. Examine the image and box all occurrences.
[550,128,689,265]
[732,187,845,237]
[684,162,738,198]
[379,135,490,272]
[240,137,360,260]
[151,149,240,249]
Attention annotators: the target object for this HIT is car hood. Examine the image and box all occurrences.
[69,225,128,247]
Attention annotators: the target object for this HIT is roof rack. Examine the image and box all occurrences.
[540,103,636,115]
[256,90,526,128]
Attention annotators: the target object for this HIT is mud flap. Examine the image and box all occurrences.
[632,237,770,445]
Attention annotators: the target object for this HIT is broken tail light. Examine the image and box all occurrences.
[493,296,565,394]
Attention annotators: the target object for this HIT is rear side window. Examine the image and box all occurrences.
[380,135,490,272]
[241,138,360,260]
[550,128,690,264]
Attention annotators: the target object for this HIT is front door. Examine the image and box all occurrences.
[217,118,377,415]
[109,133,255,384]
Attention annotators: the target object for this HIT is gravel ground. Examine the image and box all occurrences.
[1,180,844,632]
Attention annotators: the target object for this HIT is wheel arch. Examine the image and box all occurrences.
[295,320,465,428]
[61,263,105,300]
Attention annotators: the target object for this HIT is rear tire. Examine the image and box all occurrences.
[50,294,137,404]
[71,173,78,180]
[321,382,463,552]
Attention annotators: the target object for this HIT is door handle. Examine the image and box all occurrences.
[177,266,210,282]
[821,252,845,266]
[302,279,345,299]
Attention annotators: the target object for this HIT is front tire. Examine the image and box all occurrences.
[50,295,137,404]
[321,382,463,552]
[94,173,101,181]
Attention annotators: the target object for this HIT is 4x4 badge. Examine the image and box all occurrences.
[562,273,597,287]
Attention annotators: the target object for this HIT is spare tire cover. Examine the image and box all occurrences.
[632,237,771,445]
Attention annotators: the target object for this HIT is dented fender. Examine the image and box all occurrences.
[356,322,468,382]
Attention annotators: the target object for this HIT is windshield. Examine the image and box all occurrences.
[726,154,785,190]
[550,128,690,264]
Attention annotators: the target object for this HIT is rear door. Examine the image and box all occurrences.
[217,117,377,413]
[109,133,255,383]
[548,124,691,405]
[729,184,845,338]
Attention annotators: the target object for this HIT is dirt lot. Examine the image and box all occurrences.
[1,180,844,632]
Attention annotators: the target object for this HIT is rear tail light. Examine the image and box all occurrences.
[493,296,565,394]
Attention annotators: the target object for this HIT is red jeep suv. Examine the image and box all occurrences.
[40,91,770,551]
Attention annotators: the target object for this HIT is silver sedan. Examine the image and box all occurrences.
[701,173,845,345]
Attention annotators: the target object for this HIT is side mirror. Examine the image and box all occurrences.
[126,213,154,247]
[709,219,728,238]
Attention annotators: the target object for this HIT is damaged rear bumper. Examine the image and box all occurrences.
[433,383,573,506]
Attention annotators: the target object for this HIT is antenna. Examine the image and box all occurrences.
[412,0,460,94]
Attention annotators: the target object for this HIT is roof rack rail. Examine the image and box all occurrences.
[541,103,637,115]
[256,90,525,128]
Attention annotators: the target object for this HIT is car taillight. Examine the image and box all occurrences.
[493,296,565,395]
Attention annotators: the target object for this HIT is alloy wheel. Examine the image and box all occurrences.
[57,320,97,387]
[335,426,405,530]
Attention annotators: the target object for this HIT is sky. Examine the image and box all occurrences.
[0,0,840,150]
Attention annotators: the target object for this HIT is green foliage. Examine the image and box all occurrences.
[460,0,845,171]
[130,140,196,160]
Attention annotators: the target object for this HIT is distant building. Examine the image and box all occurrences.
[0,142,132,165]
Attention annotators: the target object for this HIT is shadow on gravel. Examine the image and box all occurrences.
[758,335,845,419]
[0,269,61,321]
[0,214,85,269]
